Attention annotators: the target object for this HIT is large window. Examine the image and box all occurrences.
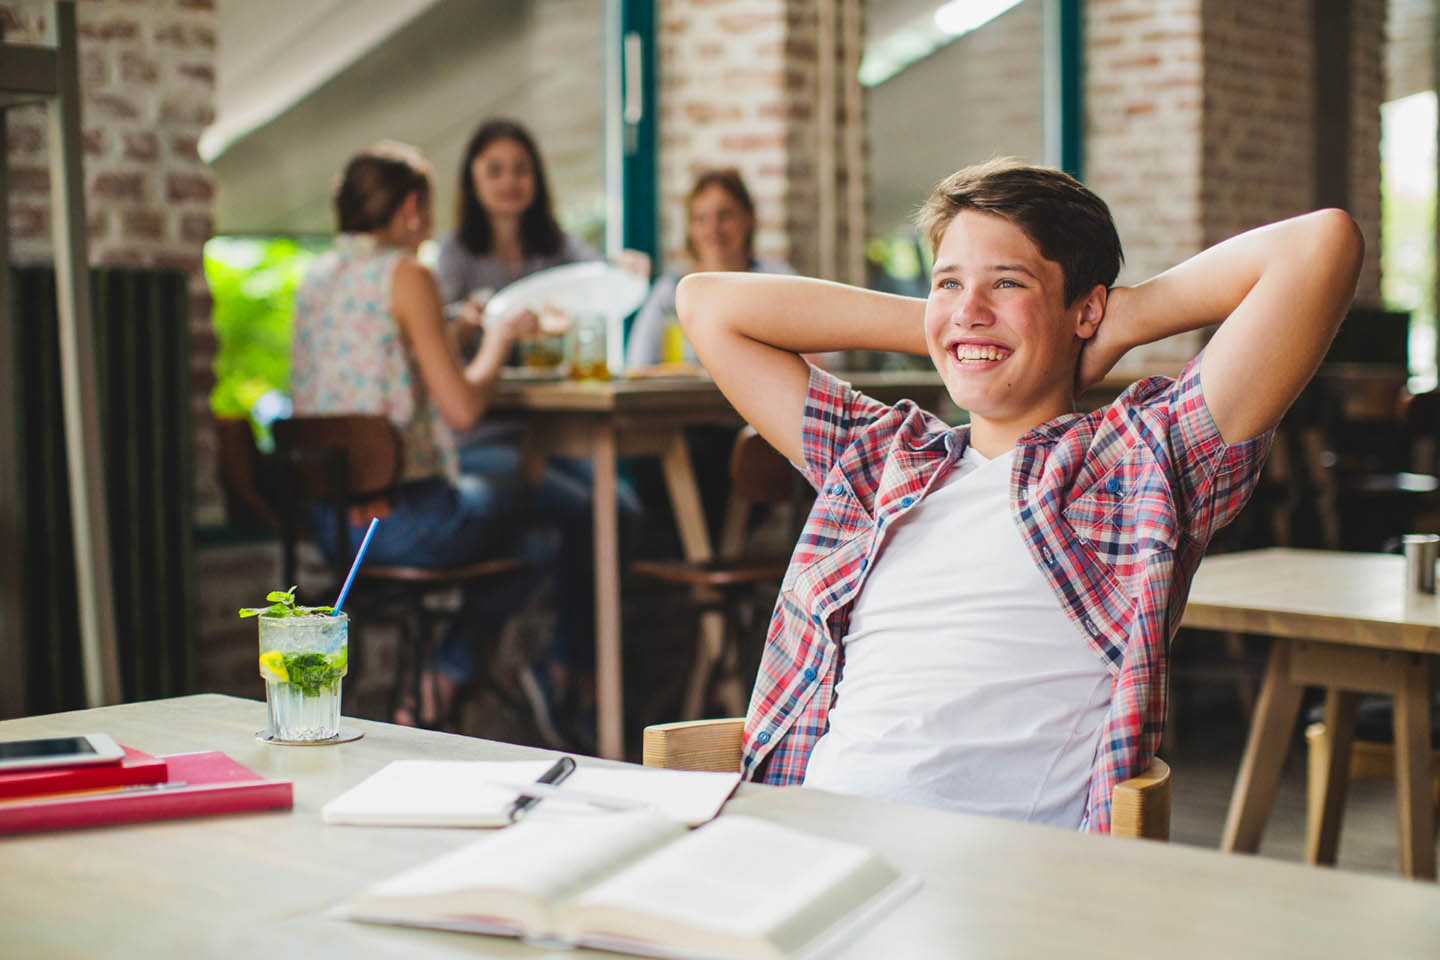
[863,0,1045,300]
[1380,90,1437,388]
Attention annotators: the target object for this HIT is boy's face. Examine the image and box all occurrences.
[924,210,1099,431]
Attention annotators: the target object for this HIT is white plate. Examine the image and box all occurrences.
[485,261,650,323]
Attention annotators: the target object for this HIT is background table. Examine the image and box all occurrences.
[1182,548,1440,877]
[5,695,1440,959]
[492,372,946,759]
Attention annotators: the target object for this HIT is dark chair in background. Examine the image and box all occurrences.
[631,427,801,719]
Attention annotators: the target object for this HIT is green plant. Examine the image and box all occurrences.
[239,585,333,619]
[205,235,324,445]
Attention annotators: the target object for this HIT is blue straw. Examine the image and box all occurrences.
[332,517,379,616]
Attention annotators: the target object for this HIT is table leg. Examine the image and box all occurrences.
[593,425,624,760]
[660,434,725,719]
[1222,639,1305,853]
[1305,688,1357,866]
[1394,655,1436,880]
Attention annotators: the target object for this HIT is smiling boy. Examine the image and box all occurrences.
[675,158,1363,832]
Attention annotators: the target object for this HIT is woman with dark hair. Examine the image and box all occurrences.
[436,119,599,306]
[290,140,546,730]
[626,168,792,370]
[434,119,643,745]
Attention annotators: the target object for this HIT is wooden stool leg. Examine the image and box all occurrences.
[1223,640,1305,853]
[1305,690,1357,865]
[682,611,726,720]
[1394,655,1437,880]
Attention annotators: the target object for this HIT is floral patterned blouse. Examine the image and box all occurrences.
[290,233,455,483]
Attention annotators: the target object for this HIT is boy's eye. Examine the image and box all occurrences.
[996,278,1023,288]
[937,278,960,290]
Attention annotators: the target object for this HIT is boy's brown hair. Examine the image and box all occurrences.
[915,158,1123,307]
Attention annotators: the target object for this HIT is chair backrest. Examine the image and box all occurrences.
[641,717,1171,840]
[716,427,801,560]
[269,414,405,586]
[272,415,404,502]
[728,427,795,506]
[215,416,282,534]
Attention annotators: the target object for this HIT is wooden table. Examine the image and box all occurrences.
[1182,548,1440,878]
[492,371,946,759]
[6,695,1440,959]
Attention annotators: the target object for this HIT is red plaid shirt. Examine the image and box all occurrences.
[742,353,1273,832]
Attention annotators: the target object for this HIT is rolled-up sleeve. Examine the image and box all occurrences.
[1166,351,1276,541]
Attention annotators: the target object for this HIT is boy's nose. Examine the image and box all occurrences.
[953,290,994,326]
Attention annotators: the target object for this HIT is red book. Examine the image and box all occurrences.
[0,751,293,835]
[0,745,168,800]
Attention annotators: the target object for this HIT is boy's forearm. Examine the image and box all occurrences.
[677,272,927,355]
[1114,212,1355,351]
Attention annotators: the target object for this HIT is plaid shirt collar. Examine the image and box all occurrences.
[742,355,1272,833]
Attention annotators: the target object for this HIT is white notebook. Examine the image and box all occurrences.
[322,760,741,828]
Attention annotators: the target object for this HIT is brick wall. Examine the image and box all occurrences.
[657,0,865,281]
[1386,0,1433,101]
[1350,0,1385,304]
[1086,0,1205,370]
[2,0,222,522]
[1087,0,1386,371]
[1200,0,1381,303]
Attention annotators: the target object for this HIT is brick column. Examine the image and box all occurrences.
[657,0,865,282]
[1087,0,1386,371]
[2,0,220,523]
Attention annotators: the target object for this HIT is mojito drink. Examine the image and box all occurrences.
[258,614,348,741]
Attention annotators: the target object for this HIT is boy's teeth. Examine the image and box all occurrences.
[954,344,1006,362]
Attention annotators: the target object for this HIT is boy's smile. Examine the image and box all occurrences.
[924,210,1100,453]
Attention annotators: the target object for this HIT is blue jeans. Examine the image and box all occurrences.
[310,473,543,685]
[459,442,642,679]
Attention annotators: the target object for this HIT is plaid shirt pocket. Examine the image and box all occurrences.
[1062,444,1181,598]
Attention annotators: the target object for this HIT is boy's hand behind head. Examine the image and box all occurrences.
[1075,285,1131,394]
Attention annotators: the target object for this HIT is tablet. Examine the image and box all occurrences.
[0,733,126,771]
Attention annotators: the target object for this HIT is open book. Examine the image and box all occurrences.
[336,811,919,960]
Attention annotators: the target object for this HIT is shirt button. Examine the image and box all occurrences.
[803,667,818,682]
[860,557,868,571]
[756,731,771,745]
[900,496,915,507]
[1105,476,1122,495]
[829,483,844,496]
[1084,618,1099,636]
[1042,546,1055,566]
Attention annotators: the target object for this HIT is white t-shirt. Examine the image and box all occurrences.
[801,447,1113,827]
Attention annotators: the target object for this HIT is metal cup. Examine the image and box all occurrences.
[1402,534,1440,594]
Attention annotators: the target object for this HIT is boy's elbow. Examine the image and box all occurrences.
[675,273,706,335]
[1312,207,1365,273]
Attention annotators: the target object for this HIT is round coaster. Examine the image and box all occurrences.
[254,726,365,746]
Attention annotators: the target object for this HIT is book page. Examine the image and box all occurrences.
[344,811,685,934]
[566,815,906,958]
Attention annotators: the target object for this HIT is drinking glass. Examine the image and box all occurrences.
[568,313,610,381]
[258,614,348,741]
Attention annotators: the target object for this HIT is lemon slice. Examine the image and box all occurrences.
[258,650,289,682]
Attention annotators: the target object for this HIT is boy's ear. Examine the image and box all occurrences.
[1073,285,1107,341]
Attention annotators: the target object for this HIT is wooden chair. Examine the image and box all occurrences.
[642,718,1173,841]
[1304,704,1440,868]
[266,414,528,728]
[631,427,800,719]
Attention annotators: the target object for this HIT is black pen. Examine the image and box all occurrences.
[505,756,576,823]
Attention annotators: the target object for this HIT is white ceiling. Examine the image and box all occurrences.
[209,0,607,237]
